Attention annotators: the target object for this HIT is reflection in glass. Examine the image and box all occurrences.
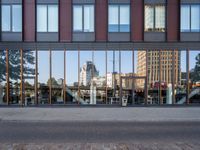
[73,6,83,32]
[66,51,80,104]
[181,5,190,32]
[38,51,49,104]
[84,5,94,32]
[37,5,47,32]
[109,5,119,32]
[48,5,58,32]
[109,5,130,32]
[145,5,154,31]
[2,5,11,31]
[191,5,200,32]
[121,51,133,105]
[52,51,64,104]
[189,51,200,103]
[155,5,165,32]
[12,5,22,32]
[175,51,186,104]
[23,50,35,105]
[120,5,130,32]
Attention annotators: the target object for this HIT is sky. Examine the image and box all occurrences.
[1,50,199,85]
[35,50,200,85]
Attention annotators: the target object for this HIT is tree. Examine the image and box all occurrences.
[191,53,200,82]
[0,50,35,82]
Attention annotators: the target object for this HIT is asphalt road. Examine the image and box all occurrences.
[0,121,200,143]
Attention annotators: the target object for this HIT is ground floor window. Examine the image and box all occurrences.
[0,49,200,106]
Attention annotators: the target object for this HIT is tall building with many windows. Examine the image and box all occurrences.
[137,51,181,88]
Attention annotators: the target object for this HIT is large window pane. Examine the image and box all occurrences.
[23,50,35,105]
[52,51,64,104]
[181,5,190,32]
[48,5,58,32]
[120,5,130,32]
[84,5,94,32]
[38,51,49,104]
[9,50,21,105]
[73,6,83,32]
[155,6,165,32]
[2,5,11,31]
[175,50,186,104]
[66,51,79,104]
[191,5,200,32]
[12,5,22,32]
[145,5,154,31]
[37,5,47,32]
[109,5,119,32]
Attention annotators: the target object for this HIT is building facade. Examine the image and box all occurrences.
[0,0,200,106]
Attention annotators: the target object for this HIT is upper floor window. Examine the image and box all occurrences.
[181,5,200,32]
[145,5,165,32]
[37,5,58,32]
[108,5,130,32]
[1,5,22,32]
[73,5,94,32]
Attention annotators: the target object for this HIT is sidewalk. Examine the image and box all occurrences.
[0,107,200,122]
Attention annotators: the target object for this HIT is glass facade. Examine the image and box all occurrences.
[37,5,58,32]
[145,5,165,32]
[2,5,22,32]
[108,5,130,32]
[1,49,200,106]
[73,5,94,32]
[181,5,200,32]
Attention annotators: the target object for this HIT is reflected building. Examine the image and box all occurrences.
[137,51,181,87]
[80,61,99,86]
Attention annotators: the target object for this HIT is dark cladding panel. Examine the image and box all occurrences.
[145,0,166,4]
[167,0,179,42]
[131,0,144,42]
[73,0,95,4]
[60,0,72,42]
[109,0,130,3]
[23,0,36,42]
[1,0,22,4]
[37,0,58,4]
[95,0,108,42]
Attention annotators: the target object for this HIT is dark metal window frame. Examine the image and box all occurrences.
[108,4,130,33]
[36,4,59,33]
[1,4,22,33]
[144,4,166,32]
[180,4,200,33]
[72,4,95,33]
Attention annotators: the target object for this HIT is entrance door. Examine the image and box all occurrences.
[120,76,147,105]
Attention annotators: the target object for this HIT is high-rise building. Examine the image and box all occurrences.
[80,61,99,86]
[137,51,181,88]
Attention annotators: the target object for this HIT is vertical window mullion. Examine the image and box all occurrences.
[47,5,48,32]
[153,6,155,31]
[118,5,120,32]
[190,5,191,32]
[10,5,12,32]
[82,5,84,32]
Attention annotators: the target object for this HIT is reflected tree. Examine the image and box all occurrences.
[0,50,35,82]
[191,53,200,82]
